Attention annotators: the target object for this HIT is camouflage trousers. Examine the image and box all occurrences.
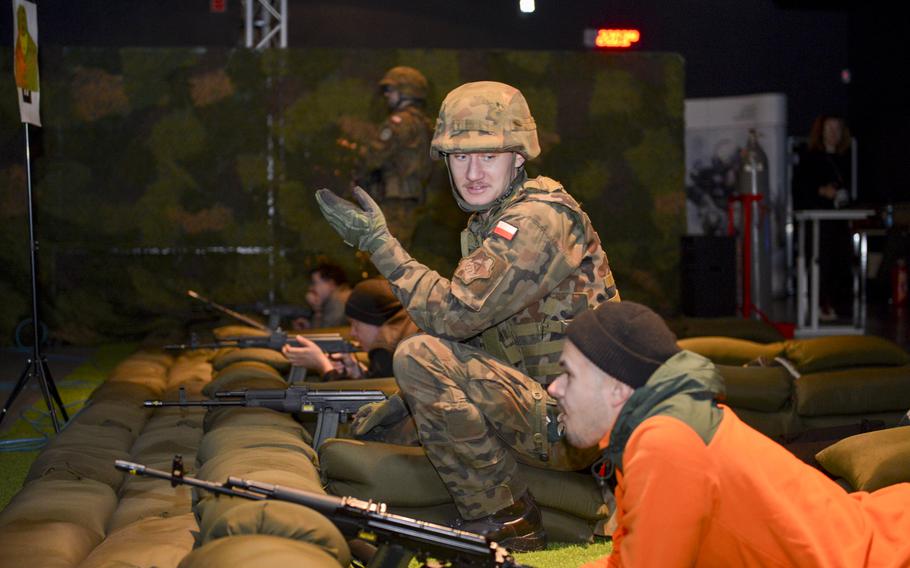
[393,333,599,520]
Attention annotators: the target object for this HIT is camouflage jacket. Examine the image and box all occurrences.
[357,104,434,201]
[371,175,619,384]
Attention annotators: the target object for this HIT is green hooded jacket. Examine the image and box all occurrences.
[594,351,727,486]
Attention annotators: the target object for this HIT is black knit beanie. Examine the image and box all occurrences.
[344,279,402,326]
[566,301,680,389]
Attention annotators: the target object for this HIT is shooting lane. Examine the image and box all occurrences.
[0,39,681,567]
[5,3,908,568]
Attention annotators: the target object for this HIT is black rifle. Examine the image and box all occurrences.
[164,330,359,354]
[145,386,385,448]
[114,457,528,568]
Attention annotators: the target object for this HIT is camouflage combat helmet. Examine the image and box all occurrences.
[379,66,429,100]
[430,81,540,161]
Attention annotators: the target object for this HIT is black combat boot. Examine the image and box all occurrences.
[453,490,547,552]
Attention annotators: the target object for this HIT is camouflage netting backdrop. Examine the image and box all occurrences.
[0,48,684,345]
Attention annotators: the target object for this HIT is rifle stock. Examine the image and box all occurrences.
[114,457,527,568]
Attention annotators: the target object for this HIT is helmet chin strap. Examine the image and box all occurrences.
[444,152,525,214]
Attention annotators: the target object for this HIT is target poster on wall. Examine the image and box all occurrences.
[12,0,41,126]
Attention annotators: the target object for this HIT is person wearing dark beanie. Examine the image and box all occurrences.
[565,301,680,390]
[283,278,418,381]
[549,301,910,568]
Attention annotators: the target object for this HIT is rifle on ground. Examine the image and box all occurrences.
[114,457,528,568]
[164,330,359,354]
[145,386,385,448]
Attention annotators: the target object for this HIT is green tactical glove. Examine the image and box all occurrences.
[350,393,409,438]
[315,186,391,254]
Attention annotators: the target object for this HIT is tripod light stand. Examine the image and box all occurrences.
[0,124,68,433]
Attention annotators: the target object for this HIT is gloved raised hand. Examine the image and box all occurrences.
[315,186,391,254]
[350,393,409,438]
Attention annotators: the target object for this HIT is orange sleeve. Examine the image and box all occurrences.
[609,416,719,567]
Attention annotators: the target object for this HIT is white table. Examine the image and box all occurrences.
[794,209,875,337]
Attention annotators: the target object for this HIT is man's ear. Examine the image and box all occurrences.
[609,379,634,408]
[514,153,526,168]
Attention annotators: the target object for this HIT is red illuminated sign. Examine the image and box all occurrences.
[594,29,641,48]
[210,0,226,13]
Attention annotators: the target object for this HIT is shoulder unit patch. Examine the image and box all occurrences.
[456,249,496,285]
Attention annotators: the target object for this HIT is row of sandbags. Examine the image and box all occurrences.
[179,352,350,568]
[0,350,211,568]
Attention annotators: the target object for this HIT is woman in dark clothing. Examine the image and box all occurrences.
[283,278,418,380]
[792,115,854,319]
[793,115,852,210]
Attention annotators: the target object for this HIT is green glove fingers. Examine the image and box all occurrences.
[315,187,391,254]
[350,394,409,438]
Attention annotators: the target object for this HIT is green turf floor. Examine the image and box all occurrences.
[0,343,137,509]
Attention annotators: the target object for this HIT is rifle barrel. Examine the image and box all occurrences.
[143,400,245,408]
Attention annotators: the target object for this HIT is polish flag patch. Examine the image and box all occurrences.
[493,220,518,241]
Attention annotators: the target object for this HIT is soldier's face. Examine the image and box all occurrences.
[348,318,381,351]
[448,152,525,207]
[548,341,633,449]
[383,87,401,110]
[309,272,336,305]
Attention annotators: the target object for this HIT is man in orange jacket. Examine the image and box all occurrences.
[547,301,910,567]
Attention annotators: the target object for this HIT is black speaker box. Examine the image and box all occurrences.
[680,236,736,317]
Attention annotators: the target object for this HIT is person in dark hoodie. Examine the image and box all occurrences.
[548,301,910,568]
[283,278,418,380]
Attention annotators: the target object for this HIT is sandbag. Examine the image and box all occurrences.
[196,426,315,466]
[129,425,204,461]
[109,359,169,381]
[795,365,910,416]
[203,406,306,437]
[0,478,117,539]
[89,381,163,404]
[68,401,152,436]
[82,513,198,568]
[212,347,291,373]
[177,534,342,568]
[107,477,194,532]
[320,439,608,522]
[46,423,135,454]
[195,499,350,566]
[202,361,286,396]
[0,520,101,568]
[785,335,910,374]
[196,449,320,494]
[26,445,130,489]
[815,426,910,492]
[716,364,793,412]
[676,337,785,366]
[141,407,208,433]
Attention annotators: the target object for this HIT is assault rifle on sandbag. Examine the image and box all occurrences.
[114,457,530,568]
[163,329,359,354]
[145,386,385,448]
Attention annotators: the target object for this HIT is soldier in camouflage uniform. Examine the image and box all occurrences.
[316,81,620,551]
[354,66,435,248]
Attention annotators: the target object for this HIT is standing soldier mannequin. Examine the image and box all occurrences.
[316,81,620,551]
[354,66,435,248]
